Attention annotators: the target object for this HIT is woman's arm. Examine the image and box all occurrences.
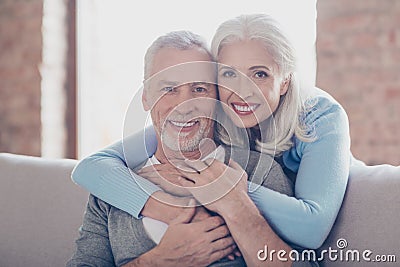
[72,127,162,219]
[248,96,350,249]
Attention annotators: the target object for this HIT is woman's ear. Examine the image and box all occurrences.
[280,74,291,95]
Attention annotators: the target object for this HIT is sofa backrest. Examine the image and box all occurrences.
[1,153,399,266]
[0,153,88,267]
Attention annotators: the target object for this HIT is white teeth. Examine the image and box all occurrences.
[233,104,258,112]
[170,120,197,127]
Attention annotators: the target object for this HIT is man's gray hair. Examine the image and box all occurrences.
[144,31,212,79]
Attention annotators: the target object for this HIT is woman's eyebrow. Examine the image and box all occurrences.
[249,65,272,71]
[218,66,234,71]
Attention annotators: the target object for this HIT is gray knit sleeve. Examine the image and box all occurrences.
[66,195,115,267]
[262,160,294,197]
[246,150,294,197]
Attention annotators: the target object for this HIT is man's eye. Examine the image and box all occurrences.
[254,71,268,78]
[221,70,236,78]
[194,87,207,93]
[161,86,174,92]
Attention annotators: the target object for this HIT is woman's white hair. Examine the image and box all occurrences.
[211,14,315,156]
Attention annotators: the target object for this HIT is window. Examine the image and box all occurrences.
[77,0,317,158]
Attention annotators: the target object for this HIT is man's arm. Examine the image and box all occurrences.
[69,196,236,267]
[67,195,115,267]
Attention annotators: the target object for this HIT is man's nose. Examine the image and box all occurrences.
[174,86,196,114]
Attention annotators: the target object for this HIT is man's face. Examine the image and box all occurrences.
[143,47,217,154]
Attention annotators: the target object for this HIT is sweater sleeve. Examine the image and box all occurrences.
[248,96,350,249]
[66,195,115,267]
[71,126,159,219]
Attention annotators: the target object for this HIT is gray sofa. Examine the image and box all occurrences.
[0,153,399,267]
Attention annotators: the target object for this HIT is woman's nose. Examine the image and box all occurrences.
[233,75,255,100]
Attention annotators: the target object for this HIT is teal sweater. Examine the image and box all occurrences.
[72,91,351,249]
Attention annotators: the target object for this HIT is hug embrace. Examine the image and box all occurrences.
[68,14,359,267]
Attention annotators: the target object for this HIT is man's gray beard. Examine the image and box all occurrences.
[161,123,210,153]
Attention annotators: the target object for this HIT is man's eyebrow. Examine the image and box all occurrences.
[157,80,179,86]
[191,82,211,87]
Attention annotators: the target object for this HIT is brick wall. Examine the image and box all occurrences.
[316,0,400,165]
[0,0,43,156]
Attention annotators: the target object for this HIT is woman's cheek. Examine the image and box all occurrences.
[217,87,230,103]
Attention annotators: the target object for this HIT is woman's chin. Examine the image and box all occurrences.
[230,117,258,129]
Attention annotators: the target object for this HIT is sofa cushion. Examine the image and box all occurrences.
[0,153,88,267]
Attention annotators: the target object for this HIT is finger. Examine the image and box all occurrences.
[234,249,242,257]
[208,225,230,242]
[138,163,177,174]
[183,159,209,173]
[178,176,196,187]
[228,159,243,171]
[140,173,165,184]
[137,164,159,174]
[169,199,196,225]
[227,254,235,260]
[211,236,235,250]
[169,159,201,173]
[199,216,225,232]
[208,244,236,264]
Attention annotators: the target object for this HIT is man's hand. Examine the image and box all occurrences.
[138,163,191,197]
[179,159,249,215]
[191,206,242,260]
[126,201,237,267]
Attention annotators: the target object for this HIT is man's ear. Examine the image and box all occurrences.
[280,74,291,95]
[142,89,151,111]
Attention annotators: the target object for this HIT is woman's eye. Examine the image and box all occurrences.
[254,71,268,78]
[221,70,236,78]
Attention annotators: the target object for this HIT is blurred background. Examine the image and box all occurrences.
[0,0,399,165]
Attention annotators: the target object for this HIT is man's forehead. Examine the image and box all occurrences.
[150,47,213,74]
[145,61,217,89]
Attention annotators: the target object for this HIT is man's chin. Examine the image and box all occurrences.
[161,135,199,154]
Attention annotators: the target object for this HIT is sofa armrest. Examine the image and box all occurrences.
[0,153,89,267]
[319,164,400,266]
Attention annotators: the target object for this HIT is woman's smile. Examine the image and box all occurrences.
[231,102,260,116]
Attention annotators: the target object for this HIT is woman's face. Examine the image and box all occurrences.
[217,40,289,128]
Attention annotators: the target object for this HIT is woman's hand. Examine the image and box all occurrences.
[178,159,249,215]
[137,163,191,197]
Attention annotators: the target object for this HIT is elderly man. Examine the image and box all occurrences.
[68,31,294,267]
